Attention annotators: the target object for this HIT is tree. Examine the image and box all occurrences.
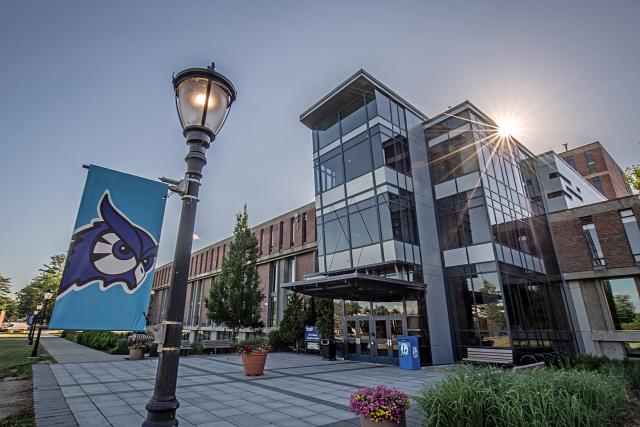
[625,165,640,192]
[476,280,507,331]
[0,274,14,318]
[279,293,306,351]
[613,294,637,325]
[15,254,66,320]
[316,298,334,340]
[206,206,263,341]
[304,296,318,326]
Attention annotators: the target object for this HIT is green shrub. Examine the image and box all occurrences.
[191,341,203,355]
[75,331,123,352]
[110,337,129,355]
[415,366,627,427]
[60,330,67,338]
[149,342,158,357]
[268,329,287,350]
[239,337,267,346]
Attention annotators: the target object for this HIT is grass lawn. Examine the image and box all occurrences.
[0,339,54,427]
[0,340,53,380]
[0,334,29,339]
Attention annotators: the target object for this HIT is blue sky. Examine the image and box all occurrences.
[1,1,639,293]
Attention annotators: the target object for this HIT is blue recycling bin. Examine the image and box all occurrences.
[397,336,421,370]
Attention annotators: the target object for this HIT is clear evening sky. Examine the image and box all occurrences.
[1,1,639,294]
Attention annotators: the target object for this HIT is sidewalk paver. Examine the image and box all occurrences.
[34,352,447,426]
[40,337,126,363]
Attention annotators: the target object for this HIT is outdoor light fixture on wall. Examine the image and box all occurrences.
[144,62,236,427]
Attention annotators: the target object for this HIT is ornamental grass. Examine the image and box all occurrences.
[349,385,409,424]
[414,366,627,427]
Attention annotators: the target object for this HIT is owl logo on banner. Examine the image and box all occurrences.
[59,191,158,297]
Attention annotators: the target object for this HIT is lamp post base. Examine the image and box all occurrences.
[143,397,180,427]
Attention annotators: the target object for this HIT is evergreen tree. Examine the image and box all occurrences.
[206,206,263,341]
[304,296,318,326]
[316,298,335,340]
[279,293,305,350]
[0,274,15,319]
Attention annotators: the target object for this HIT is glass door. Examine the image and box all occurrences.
[343,317,373,362]
[372,316,405,365]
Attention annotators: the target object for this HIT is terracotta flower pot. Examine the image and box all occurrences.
[129,348,144,360]
[242,352,268,376]
[360,414,406,427]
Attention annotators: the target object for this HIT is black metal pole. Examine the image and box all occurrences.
[31,300,49,357]
[144,132,209,427]
[27,313,37,345]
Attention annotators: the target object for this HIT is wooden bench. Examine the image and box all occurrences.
[463,348,513,365]
[203,339,233,354]
[512,361,545,371]
[180,340,193,355]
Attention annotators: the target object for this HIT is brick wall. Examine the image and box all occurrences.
[549,197,639,273]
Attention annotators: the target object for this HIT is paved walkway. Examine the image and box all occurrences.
[40,337,126,363]
[36,352,449,427]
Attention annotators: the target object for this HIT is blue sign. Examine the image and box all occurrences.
[304,326,321,341]
[49,165,168,331]
[27,314,36,325]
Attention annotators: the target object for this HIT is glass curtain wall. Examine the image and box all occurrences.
[427,106,575,359]
[313,89,422,274]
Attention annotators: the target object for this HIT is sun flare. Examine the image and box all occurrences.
[497,118,520,138]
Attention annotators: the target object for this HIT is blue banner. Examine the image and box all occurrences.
[49,165,168,331]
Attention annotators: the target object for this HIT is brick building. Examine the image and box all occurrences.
[549,196,640,358]
[149,70,639,363]
[149,203,316,342]
[557,141,632,199]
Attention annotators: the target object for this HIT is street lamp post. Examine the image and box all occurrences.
[31,292,53,357]
[144,62,236,427]
[27,306,42,345]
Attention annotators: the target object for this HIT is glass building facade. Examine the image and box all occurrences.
[296,70,576,365]
[425,104,574,360]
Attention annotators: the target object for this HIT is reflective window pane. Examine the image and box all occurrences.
[319,151,344,192]
[344,140,372,181]
[602,277,640,331]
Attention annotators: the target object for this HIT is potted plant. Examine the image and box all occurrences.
[236,342,271,376]
[349,385,409,427]
[128,340,145,360]
[317,298,336,360]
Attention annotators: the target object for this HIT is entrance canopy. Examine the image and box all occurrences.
[282,272,425,302]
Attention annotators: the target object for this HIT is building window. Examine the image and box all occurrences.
[601,277,640,330]
[318,150,345,192]
[269,225,274,253]
[591,176,603,193]
[620,210,640,262]
[565,156,575,169]
[581,217,605,266]
[279,221,284,249]
[259,229,264,255]
[625,342,640,358]
[585,151,597,173]
[290,217,295,247]
[447,269,510,349]
[187,280,203,326]
[349,198,380,249]
[302,213,308,243]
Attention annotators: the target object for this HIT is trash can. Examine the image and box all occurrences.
[397,336,420,370]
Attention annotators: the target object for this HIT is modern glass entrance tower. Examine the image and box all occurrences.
[290,70,454,365]
[288,70,575,365]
